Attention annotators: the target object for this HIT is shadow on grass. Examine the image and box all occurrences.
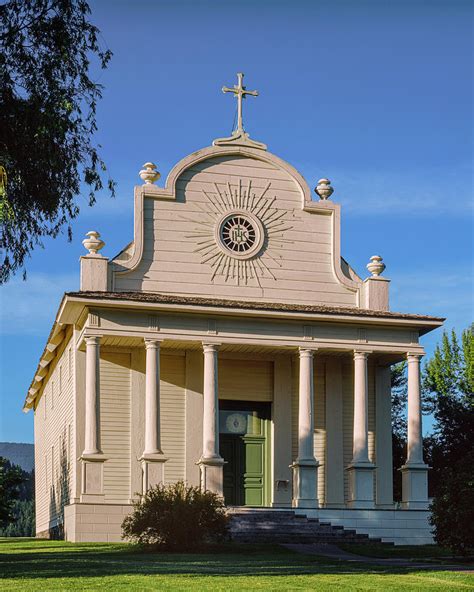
[0,539,466,581]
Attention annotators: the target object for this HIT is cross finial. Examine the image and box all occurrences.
[222,73,258,133]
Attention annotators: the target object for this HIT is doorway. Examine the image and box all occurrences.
[219,400,271,507]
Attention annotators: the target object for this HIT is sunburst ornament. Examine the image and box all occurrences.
[183,179,292,286]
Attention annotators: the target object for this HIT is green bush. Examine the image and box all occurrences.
[122,481,228,550]
[429,453,474,555]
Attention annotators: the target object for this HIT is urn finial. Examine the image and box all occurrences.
[82,231,105,255]
[315,178,333,201]
[139,162,160,185]
[367,255,386,277]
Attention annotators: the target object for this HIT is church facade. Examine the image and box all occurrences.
[24,75,443,544]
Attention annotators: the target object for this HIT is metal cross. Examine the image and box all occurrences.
[222,73,258,133]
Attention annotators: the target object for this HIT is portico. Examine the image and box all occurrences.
[74,302,429,513]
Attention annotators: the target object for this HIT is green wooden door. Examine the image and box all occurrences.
[219,402,271,507]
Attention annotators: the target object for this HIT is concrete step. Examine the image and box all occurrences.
[228,509,382,545]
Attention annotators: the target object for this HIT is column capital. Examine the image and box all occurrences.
[407,352,424,362]
[299,347,317,358]
[84,334,101,346]
[354,350,370,360]
[202,342,220,353]
[144,338,163,350]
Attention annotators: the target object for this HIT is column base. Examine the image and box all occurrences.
[346,461,376,509]
[400,462,429,509]
[80,454,107,502]
[291,459,319,509]
[198,456,225,496]
[140,453,168,492]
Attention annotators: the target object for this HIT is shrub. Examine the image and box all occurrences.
[122,481,228,550]
[429,453,474,555]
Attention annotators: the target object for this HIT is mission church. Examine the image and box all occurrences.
[24,74,443,544]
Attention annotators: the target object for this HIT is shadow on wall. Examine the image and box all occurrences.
[48,429,70,540]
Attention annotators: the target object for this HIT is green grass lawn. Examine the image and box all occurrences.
[0,538,472,591]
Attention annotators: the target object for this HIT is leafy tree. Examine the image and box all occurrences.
[0,458,24,528]
[430,451,474,554]
[0,499,35,537]
[0,0,114,283]
[424,326,474,552]
[122,481,229,551]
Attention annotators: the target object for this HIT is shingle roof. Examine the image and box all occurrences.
[66,291,445,322]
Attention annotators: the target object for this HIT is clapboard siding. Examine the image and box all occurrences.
[219,359,273,401]
[314,362,326,504]
[100,352,131,503]
[34,329,74,534]
[368,362,376,499]
[161,354,186,484]
[342,361,354,501]
[114,155,357,307]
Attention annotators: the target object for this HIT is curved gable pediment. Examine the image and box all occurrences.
[111,145,361,307]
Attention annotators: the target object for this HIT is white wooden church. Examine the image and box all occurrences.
[24,74,443,544]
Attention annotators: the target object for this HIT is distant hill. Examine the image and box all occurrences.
[0,442,34,472]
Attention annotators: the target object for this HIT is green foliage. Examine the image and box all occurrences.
[0,0,115,283]
[424,326,474,553]
[0,457,24,528]
[122,481,229,551]
[0,499,35,536]
[424,326,474,404]
[430,451,474,554]
[391,361,408,439]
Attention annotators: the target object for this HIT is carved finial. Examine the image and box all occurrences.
[367,255,386,277]
[82,231,105,255]
[139,162,160,185]
[315,178,333,201]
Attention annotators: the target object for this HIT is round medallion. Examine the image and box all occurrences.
[226,413,247,434]
[215,210,265,259]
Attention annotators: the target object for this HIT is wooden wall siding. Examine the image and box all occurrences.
[368,362,377,500]
[114,155,357,307]
[291,359,326,502]
[342,361,354,502]
[160,354,186,484]
[368,362,376,465]
[34,332,74,535]
[314,362,326,504]
[219,359,273,401]
[100,352,131,503]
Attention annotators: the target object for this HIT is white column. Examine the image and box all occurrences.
[352,351,369,463]
[291,348,319,509]
[198,343,224,495]
[84,335,101,455]
[80,335,105,502]
[347,350,375,508]
[298,348,316,462]
[202,343,220,460]
[144,339,162,455]
[401,353,429,509]
[406,353,424,464]
[141,339,167,492]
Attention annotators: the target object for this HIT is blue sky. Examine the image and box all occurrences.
[1,0,472,443]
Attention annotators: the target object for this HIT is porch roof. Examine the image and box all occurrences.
[67,291,444,323]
